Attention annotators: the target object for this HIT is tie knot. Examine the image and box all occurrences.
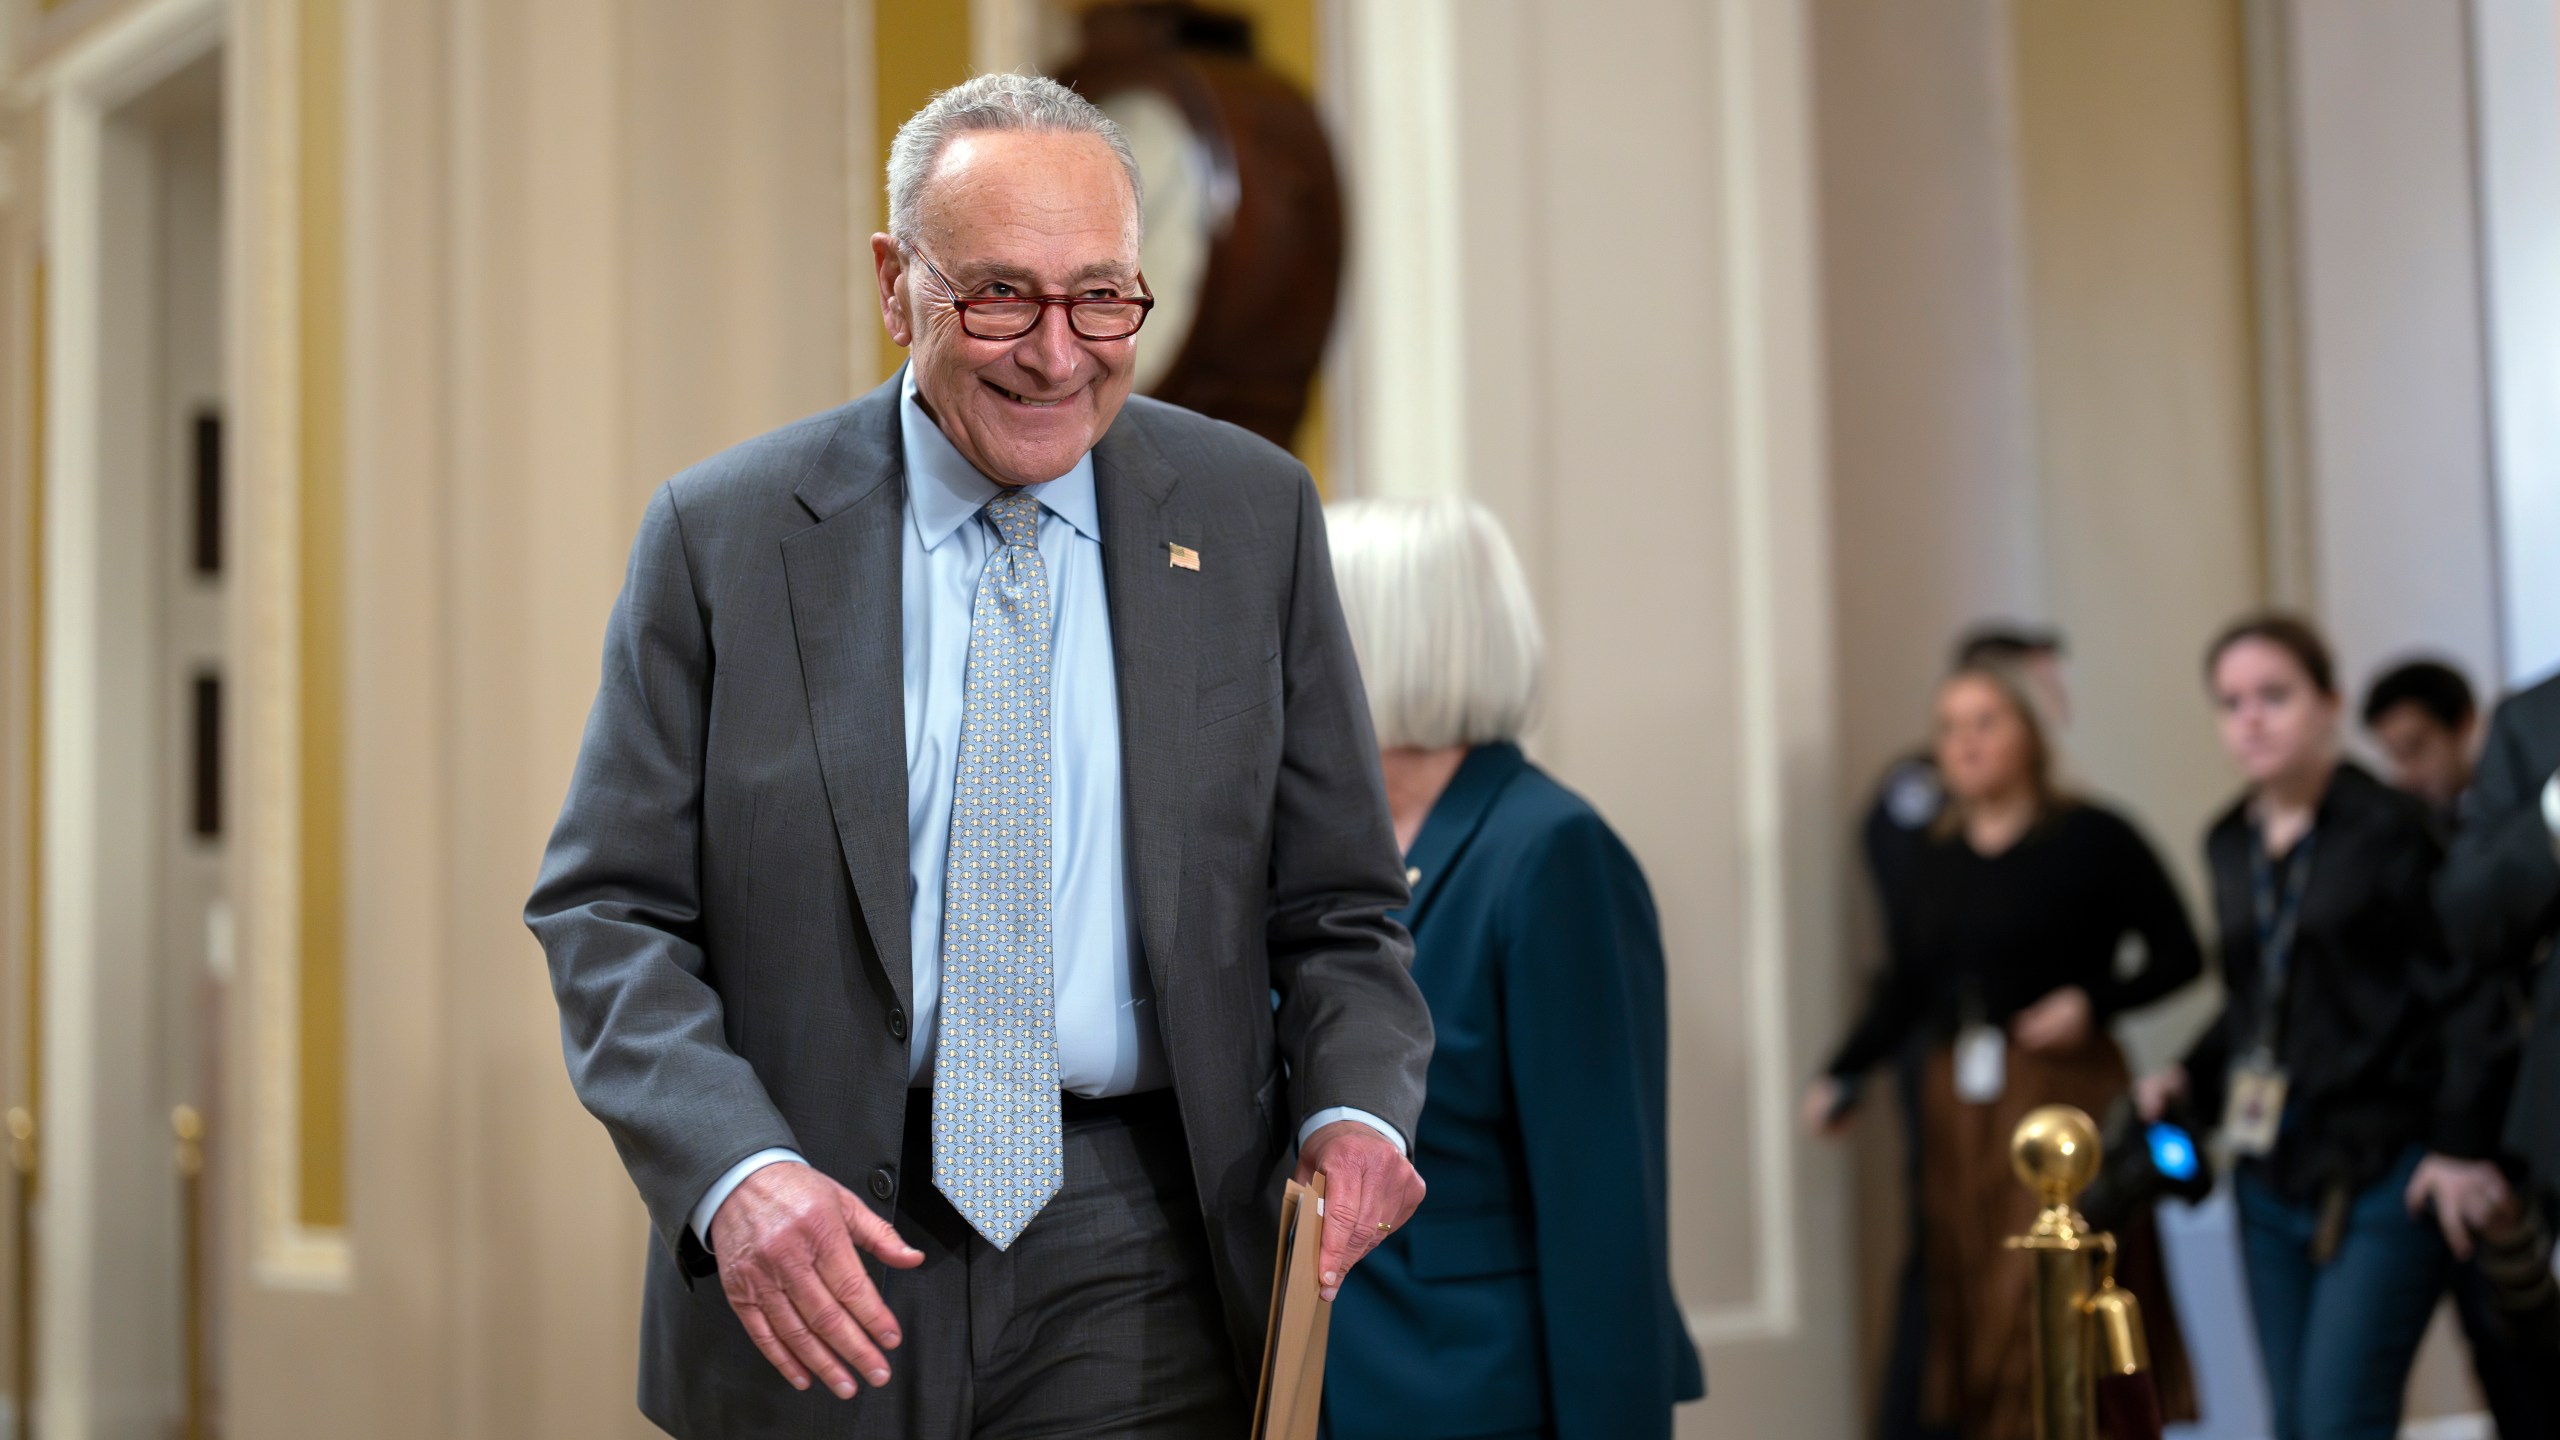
[984,489,1041,549]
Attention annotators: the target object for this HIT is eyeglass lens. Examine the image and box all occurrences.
[963,300,1148,341]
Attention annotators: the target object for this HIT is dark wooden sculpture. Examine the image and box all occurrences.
[1058,3,1345,448]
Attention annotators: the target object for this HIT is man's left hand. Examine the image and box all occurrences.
[1293,1121,1427,1302]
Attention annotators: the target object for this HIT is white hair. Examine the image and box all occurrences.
[1325,497,1544,750]
[886,73,1144,247]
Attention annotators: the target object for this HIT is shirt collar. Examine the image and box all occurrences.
[901,367,1101,550]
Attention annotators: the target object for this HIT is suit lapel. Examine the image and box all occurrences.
[781,377,915,1013]
[1095,416,1196,999]
[1400,743,1528,932]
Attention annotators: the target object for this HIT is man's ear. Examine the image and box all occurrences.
[871,233,913,348]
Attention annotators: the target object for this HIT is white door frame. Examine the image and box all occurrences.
[39,2,227,1436]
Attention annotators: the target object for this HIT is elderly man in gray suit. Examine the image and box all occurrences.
[528,73,1433,1438]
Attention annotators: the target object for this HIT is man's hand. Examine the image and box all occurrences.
[710,1162,926,1399]
[2405,1153,2518,1261]
[1293,1121,1426,1302]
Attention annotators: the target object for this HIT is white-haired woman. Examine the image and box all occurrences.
[1317,498,1703,1440]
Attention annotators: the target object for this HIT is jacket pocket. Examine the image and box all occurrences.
[1199,648,1282,730]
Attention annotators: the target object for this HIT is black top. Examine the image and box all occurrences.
[2184,761,2495,1202]
[1828,800,2204,1079]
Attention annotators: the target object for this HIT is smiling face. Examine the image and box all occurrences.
[872,129,1143,487]
[2211,638,2340,788]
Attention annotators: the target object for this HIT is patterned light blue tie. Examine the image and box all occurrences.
[932,488,1062,1249]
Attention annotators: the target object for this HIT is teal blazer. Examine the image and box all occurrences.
[1321,743,1705,1440]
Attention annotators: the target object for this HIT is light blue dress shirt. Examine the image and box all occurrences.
[691,373,1400,1244]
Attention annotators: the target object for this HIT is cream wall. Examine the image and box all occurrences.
[1818,0,2263,1062]
[2279,0,2505,706]
[1810,0,2050,1398]
[2004,0,2263,1053]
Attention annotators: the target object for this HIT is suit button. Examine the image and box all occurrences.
[888,1008,909,1042]
[870,1166,897,1203]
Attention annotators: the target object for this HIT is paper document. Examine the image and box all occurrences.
[1250,1175,1334,1440]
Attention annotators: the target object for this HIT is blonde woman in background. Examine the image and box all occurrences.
[1317,497,1703,1440]
[1806,663,2199,1440]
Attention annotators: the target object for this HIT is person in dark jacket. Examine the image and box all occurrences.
[2436,671,2560,1389]
[1317,496,1703,1440]
[2442,671,2560,1193]
[2138,615,2511,1440]
[1812,661,2199,1440]
[2364,659,2560,1435]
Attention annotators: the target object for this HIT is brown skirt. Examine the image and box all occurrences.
[1915,1034,2197,1440]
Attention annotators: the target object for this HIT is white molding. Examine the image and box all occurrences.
[1686,0,1828,1350]
[2467,0,2560,683]
[2243,0,2318,613]
[40,4,229,1435]
[1335,0,1464,499]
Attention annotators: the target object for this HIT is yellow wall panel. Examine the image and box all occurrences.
[297,0,348,1232]
[872,0,974,385]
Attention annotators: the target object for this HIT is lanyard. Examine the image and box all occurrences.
[2247,826,2317,1061]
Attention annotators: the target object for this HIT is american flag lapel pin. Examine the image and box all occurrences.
[1168,542,1200,571]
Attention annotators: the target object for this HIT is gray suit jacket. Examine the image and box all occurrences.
[526,375,1432,1429]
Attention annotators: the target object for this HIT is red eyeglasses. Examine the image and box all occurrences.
[909,245,1155,342]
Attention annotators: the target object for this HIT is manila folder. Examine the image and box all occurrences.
[1250,1174,1334,1440]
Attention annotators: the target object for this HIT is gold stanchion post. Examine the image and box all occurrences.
[2007,1105,2159,1440]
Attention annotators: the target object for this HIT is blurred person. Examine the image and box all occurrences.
[526,74,1432,1439]
[2362,657,2479,825]
[2136,616,2509,1440]
[2439,671,2560,1395]
[2364,657,2559,1436]
[1316,497,1703,1440]
[2447,671,2560,1196]
[1854,623,2066,1439]
[1853,623,2068,1440]
[1810,660,2200,1440]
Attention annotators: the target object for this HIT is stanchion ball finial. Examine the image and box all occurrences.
[2011,1104,2101,1206]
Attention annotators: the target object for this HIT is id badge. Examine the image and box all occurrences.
[2224,1061,2290,1156]
[1955,1023,2007,1105]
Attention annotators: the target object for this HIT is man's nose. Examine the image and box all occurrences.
[1012,303,1085,384]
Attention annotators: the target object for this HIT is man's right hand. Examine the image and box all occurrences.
[710,1162,925,1399]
